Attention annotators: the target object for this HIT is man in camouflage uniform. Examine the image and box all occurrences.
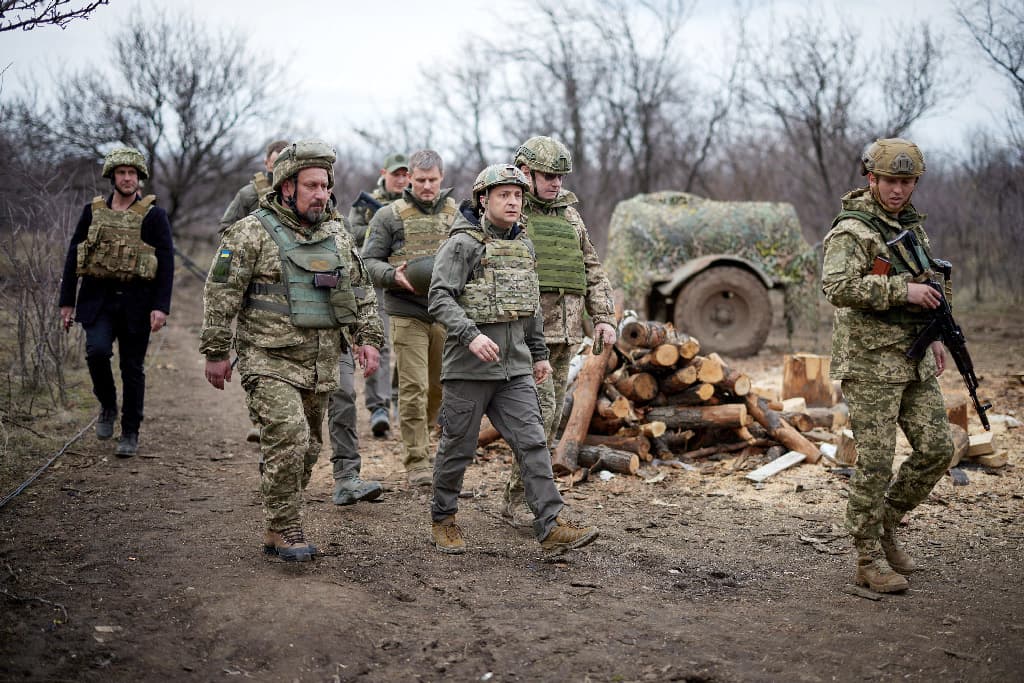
[822,138,953,593]
[428,163,599,555]
[59,146,174,458]
[201,140,383,561]
[340,152,410,438]
[219,139,290,232]
[502,136,618,525]
[362,149,455,486]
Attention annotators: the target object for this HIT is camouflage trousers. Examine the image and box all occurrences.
[243,375,327,531]
[843,376,953,542]
[506,342,572,497]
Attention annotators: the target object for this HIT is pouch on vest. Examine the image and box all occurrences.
[77,195,158,281]
[525,212,586,294]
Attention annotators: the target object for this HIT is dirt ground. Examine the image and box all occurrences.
[2,278,1022,683]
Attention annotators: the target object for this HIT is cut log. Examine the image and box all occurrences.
[552,345,613,474]
[618,320,674,351]
[662,382,715,406]
[835,428,857,466]
[781,411,814,433]
[745,451,807,483]
[478,418,502,447]
[782,353,835,407]
[646,404,748,431]
[713,367,751,397]
[781,397,807,413]
[589,413,625,435]
[682,438,775,460]
[692,355,725,384]
[649,435,674,459]
[976,451,1008,468]
[948,424,969,468]
[803,406,841,431]
[967,431,996,457]
[631,344,680,372]
[583,434,651,461]
[677,334,701,360]
[753,385,781,402]
[640,421,667,439]
[577,444,640,475]
[744,394,821,463]
[945,393,970,432]
[660,364,699,394]
[802,428,837,444]
[734,426,756,443]
[662,429,696,451]
[612,370,659,403]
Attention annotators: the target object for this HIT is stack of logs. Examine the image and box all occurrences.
[545,321,826,477]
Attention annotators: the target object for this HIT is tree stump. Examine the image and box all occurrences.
[782,353,835,407]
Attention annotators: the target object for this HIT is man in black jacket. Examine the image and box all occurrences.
[59,147,174,457]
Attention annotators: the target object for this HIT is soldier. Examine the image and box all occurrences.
[502,136,617,526]
[822,138,954,593]
[362,149,456,486]
[201,140,383,562]
[219,139,290,232]
[342,152,410,438]
[428,163,598,555]
[59,147,174,458]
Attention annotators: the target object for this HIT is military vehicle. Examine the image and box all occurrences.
[604,191,818,357]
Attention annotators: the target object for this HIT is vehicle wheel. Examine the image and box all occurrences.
[673,266,771,357]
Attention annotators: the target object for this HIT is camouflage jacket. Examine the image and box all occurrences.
[346,176,403,248]
[218,171,271,232]
[428,202,548,381]
[822,187,939,382]
[522,191,616,345]
[362,186,456,322]
[200,194,384,392]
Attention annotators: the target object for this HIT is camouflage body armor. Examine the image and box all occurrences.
[525,210,586,294]
[244,208,358,329]
[457,230,540,324]
[76,195,158,281]
[386,197,457,265]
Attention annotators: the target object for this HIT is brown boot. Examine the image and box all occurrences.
[854,540,908,593]
[500,484,531,530]
[540,517,599,555]
[263,526,317,562]
[881,506,916,575]
[432,515,466,554]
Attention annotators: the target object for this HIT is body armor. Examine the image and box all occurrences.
[387,197,457,265]
[76,195,158,281]
[525,211,586,294]
[245,208,358,329]
[457,230,540,324]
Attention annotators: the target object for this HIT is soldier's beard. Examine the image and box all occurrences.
[302,205,326,223]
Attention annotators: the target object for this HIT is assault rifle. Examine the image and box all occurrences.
[886,230,991,430]
[351,191,383,216]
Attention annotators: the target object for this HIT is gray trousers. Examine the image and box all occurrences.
[363,287,392,413]
[328,351,361,480]
[431,375,563,540]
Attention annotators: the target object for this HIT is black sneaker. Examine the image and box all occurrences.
[370,407,391,437]
[115,432,139,458]
[96,406,117,440]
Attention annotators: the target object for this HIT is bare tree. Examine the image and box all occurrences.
[0,0,107,32]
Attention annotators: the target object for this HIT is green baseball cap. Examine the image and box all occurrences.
[383,153,409,173]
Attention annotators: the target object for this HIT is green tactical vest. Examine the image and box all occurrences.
[457,230,540,324]
[77,195,158,281]
[245,209,359,329]
[832,209,937,326]
[525,211,586,294]
[387,197,457,265]
[252,172,273,200]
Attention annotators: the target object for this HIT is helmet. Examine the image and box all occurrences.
[513,135,572,174]
[472,164,531,209]
[273,139,336,191]
[102,147,149,180]
[404,255,434,296]
[861,138,925,177]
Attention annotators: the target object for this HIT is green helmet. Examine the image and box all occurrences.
[102,147,149,180]
[861,138,925,177]
[513,135,572,174]
[404,255,435,296]
[272,139,336,191]
[472,163,531,208]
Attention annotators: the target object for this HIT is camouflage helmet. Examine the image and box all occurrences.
[861,138,925,177]
[472,163,531,209]
[513,136,572,174]
[272,139,336,191]
[404,255,435,296]
[102,147,149,180]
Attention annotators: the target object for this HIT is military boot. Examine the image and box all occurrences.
[500,482,532,530]
[854,540,909,593]
[540,517,599,555]
[115,432,138,458]
[881,506,916,574]
[333,477,383,506]
[96,405,117,440]
[263,526,318,562]
[432,515,466,554]
[370,407,391,438]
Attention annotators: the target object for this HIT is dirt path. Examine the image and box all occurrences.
[2,279,1023,682]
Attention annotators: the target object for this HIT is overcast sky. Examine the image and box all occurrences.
[1,0,1014,165]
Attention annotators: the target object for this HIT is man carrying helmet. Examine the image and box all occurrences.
[59,146,174,458]
[200,139,384,562]
[362,149,456,487]
[501,135,617,526]
[822,138,954,593]
[426,163,599,556]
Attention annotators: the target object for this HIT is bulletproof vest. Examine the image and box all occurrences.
[832,209,938,326]
[457,230,540,324]
[244,209,358,329]
[252,172,273,200]
[387,197,457,265]
[76,195,158,281]
[525,210,586,294]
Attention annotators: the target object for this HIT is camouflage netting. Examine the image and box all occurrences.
[604,191,820,338]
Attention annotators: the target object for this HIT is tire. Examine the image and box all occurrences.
[673,266,772,357]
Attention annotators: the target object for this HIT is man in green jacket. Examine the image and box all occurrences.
[427,163,598,556]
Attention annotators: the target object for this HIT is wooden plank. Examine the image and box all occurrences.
[967,432,996,457]
[976,451,1008,468]
[745,450,807,483]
